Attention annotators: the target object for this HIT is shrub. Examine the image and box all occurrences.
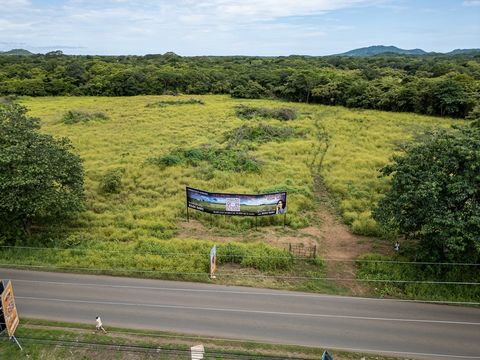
[62,110,108,124]
[148,147,260,172]
[224,123,302,147]
[235,105,297,121]
[146,98,204,107]
[99,168,124,194]
[271,108,297,121]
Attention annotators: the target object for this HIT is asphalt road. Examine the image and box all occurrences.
[1,268,479,360]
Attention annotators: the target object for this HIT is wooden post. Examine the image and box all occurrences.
[313,245,317,259]
[186,187,189,222]
[283,213,286,229]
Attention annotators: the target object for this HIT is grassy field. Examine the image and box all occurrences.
[0,318,409,360]
[18,95,455,236]
[0,95,460,294]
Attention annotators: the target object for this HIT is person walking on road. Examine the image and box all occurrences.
[95,316,107,334]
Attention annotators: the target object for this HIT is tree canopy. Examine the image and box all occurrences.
[374,126,480,263]
[0,52,478,118]
[0,104,85,243]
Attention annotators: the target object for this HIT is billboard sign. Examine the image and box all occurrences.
[186,187,287,216]
[1,281,19,337]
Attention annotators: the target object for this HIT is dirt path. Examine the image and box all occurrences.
[316,208,383,295]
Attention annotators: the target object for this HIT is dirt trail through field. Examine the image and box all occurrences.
[316,208,381,295]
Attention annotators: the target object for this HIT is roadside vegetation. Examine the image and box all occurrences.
[0,318,409,360]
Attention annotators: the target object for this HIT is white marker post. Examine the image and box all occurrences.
[191,344,205,360]
[210,244,217,279]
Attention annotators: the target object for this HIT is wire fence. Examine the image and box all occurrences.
[1,245,479,266]
[7,336,316,360]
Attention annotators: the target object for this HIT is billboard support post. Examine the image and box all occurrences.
[283,213,286,229]
[11,335,23,351]
[186,187,190,222]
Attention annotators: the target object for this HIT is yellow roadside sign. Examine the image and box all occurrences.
[1,281,19,337]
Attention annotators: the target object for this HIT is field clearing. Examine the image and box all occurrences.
[19,95,455,238]
[1,95,459,293]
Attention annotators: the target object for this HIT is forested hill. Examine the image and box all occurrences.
[338,45,427,56]
[1,52,479,118]
[0,49,34,55]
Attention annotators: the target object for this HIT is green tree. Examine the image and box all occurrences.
[374,126,480,263]
[0,104,85,242]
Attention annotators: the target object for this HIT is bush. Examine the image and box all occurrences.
[235,105,297,121]
[148,147,260,172]
[224,123,302,147]
[62,110,108,124]
[146,98,204,107]
[357,253,480,302]
[271,108,297,121]
[99,168,124,194]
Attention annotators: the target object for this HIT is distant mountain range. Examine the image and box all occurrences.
[336,45,480,57]
[0,46,479,57]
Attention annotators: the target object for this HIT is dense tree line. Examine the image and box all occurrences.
[0,52,479,118]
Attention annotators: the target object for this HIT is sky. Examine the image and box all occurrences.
[0,0,479,56]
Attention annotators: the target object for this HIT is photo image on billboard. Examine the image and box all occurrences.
[186,187,287,216]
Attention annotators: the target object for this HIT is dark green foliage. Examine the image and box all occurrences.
[0,52,478,118]
[145,98,205,107]
[467,105,480,127]
[235,105,297,121]
[99,168,124,194]
[62,110,108,124]
[230,80,269,99]
[224,123,303,147]
[0,104,85,243]
[148,147,260,172]
[374,126,480,263]
[357,254,480,302]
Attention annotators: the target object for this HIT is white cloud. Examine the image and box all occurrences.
[463,0,480,5]
[0,0,30,6]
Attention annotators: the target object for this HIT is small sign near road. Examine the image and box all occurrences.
[1,280,19,337]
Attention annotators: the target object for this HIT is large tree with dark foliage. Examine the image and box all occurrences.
[0,104,85,243]
[374,126,480,263]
